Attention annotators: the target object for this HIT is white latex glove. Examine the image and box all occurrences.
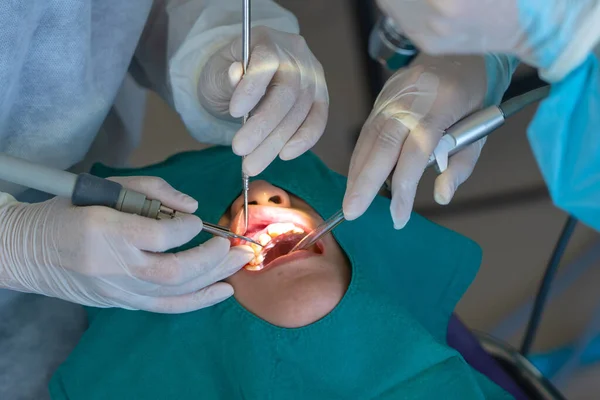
[198,26,329,176]
[0,177,254,313]
[376,0,600,72]
[343,54,491,229]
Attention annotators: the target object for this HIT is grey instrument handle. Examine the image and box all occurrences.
[0,154,164,219]
[0,154,76,198]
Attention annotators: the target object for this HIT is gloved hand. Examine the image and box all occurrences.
[198,26,329,176]
[0,177,254,313]
[343,54,491,229]
[376,0,598,71]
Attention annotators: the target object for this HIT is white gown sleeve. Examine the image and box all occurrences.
[540,2,600,83]
[133,0,300,145]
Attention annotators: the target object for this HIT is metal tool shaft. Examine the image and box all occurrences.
[203,222,262,246]
[290,209,345,252]
[241,0,251,234]
[426,105,505,168]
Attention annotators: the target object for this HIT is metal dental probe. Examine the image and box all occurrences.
[202,222,263,247]
[291,86,551,253]
[0,155,263,247]
[290,209,345,253]
[240,0,251,234]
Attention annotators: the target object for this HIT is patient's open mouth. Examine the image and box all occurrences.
[230,207,324,271]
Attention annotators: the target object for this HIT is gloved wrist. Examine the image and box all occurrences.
[0,201,34,292]
[483,54,519,107]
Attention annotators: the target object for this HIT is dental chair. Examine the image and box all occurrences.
[448,315,566,400]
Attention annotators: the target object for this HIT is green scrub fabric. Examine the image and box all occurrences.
[49,147,511,400]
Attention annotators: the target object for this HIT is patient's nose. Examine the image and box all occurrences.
[231,180,291,216]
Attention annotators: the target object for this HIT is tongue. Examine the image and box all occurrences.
[262,232,307,266]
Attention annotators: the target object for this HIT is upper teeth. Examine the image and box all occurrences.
[258,233,272,246]
[249,223,305,255]
[267,222,304,238]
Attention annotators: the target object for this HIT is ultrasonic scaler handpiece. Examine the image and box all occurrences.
[71,175,263,246]
[0,155,263,246]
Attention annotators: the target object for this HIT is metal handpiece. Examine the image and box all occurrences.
[425,105,505,168]
[240,0,251,234]
[290,209,345,252]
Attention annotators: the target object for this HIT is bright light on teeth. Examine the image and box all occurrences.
[258,233,272,246]
[246,222,306,268]
[267,223,303,237]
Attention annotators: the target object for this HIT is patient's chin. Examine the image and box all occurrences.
[270,280,345,328]
[229,267,349,328]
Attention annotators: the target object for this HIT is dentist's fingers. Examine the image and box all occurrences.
[242,89,314,176]
[108,176,198,213]
[112,245,254,313]
[229,44,281,118]
[346,113,389,192]
[390,122,444,229]
[132,245,255,297]
[118,212,203,253]
[434,138,485,205]
[278,61,329,160]
[279,101,329,161]
[132,237,235,285]
[231,70,301,157]
[343,116,410,221]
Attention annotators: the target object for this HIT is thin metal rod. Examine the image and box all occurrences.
[242,0,250,72]
[241,0,251,234]
[291,209,345,252]
[242,174,249,234]
[203,222,262,247]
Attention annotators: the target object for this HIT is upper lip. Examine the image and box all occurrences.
[231,206,318,237]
